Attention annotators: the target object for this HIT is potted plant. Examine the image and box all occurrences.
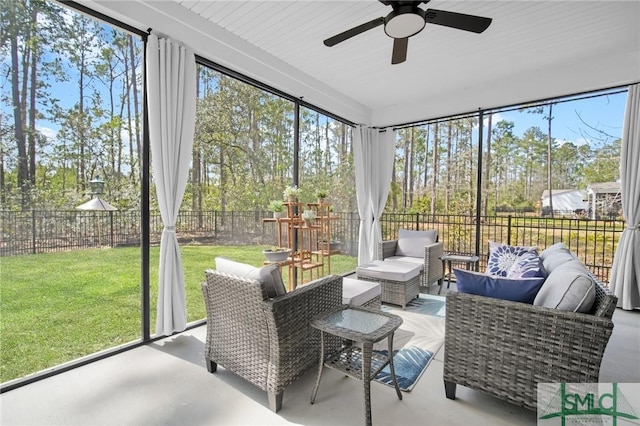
[268,200,285,218]
[315,189,327,203]
[263,246,291,263]
[283,185,301,202]
[301,209,316,226]
[329,238,342,252]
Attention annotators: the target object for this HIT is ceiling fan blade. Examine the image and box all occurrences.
[424,9,492,33]
[391,37,408,64]
[324,17,384,47]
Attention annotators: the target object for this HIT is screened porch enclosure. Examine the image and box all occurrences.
[2,0,639,392]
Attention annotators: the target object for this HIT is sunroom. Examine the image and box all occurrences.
[1,1,640,424]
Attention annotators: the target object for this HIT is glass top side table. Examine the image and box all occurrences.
[440,253,480,294]
[310,305,403,426]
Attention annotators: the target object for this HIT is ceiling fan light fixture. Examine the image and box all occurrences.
[384,6,426,39]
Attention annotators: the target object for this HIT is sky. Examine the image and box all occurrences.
[493,89,627,148]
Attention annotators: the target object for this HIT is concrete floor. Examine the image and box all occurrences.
[1,285,638,426]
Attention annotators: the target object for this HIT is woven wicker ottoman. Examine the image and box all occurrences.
[356,260,421,308]
[342,277,382,309]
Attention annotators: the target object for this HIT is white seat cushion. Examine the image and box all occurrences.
[383,256,424,270]
[342,277,381,306]
[356,260,421,282]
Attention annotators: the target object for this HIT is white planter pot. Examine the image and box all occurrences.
[263,249,291,263]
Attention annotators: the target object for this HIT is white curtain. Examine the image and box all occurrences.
[354,127,372,266]
[354,126,396,265]
[609,84,640,310]
[146,34,197,335]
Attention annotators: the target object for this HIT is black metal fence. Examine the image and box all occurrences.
[1,210,623,283]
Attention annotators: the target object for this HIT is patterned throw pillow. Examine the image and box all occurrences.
[486,241,538,277]
[507,251,547,279]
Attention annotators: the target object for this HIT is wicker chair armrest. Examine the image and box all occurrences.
[262,275,343,392]
[378,239,399,260]
[423,241,444,284]
[444,291,614,410]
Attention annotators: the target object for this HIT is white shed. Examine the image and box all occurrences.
[540,189,587,216]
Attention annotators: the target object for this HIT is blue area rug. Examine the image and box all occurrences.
[403,294,446,318]
[374,346,434,392]
[375,294,446,391]
[382,293,446,318]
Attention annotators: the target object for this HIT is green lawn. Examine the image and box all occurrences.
[0,245,357,383]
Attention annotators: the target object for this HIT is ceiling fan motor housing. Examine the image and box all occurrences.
[384,5,427,39]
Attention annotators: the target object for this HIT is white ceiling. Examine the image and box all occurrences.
[84,0,640,127]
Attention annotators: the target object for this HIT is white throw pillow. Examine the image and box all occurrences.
[215,257,286,298]
[395,229,437,258]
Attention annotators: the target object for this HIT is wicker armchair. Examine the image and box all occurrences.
[443,274,617,411]
[201,271,343,412]
[378,237,444,288]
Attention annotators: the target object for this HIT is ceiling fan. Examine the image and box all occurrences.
[323,0,492,65]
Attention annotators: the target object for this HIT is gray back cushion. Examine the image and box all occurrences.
[215,257,286,298]
[396,229,438,258]
[533,259,596,313]
[540,242,576,273]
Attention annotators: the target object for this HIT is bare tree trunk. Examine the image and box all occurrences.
[0,113,5,205]
[423,124,430,189]
[324,119,331,175]
[547,103,554,218]
[445,121,452,211]
[78,57,86,191]
[124,43,135,182]
[467,120,474,215]
[430,122,438,216]
[409,127,415,207]
[28,6,39,187]
[220,147,227,213]
[192,70,201,211]
[10,26,30,210]
[128,35,141,183]
[483,114,493,216]
[402,131,409,209]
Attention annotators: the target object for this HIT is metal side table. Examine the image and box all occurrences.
[310,305,403,426]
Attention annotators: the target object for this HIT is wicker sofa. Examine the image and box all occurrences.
[443,246,618,411]
[378,229,444,288]
[201,270,343,412]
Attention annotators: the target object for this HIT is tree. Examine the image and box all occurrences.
[482,113,493,216]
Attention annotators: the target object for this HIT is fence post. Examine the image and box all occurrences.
[415,212,420,230]
[110,211,114,248]
[507,215,512,246]
[31,209,36,254]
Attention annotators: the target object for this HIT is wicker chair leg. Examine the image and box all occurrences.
[444,380,456,400]
[268,391,283,412]
[206,358,217,373]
